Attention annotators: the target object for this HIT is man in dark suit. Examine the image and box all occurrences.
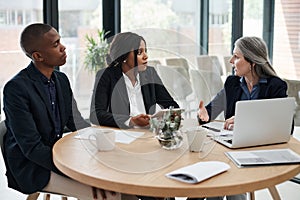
[2,23,121,200]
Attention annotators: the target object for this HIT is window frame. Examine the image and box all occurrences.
[45,0,275,60]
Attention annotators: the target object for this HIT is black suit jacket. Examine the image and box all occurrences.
[198,75,288,123]
[3,62,90,194]
[90,66,179,128]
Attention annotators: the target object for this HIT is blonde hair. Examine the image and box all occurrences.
[234,36,277,78]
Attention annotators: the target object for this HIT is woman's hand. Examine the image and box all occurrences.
[224,116,235,130]
[130,114,150,127]
[198,101,209,123]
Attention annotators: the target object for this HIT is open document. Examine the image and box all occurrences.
[225,148,300,167]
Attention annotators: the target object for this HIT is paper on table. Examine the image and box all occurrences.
[202,121,233,137]
[74,127,144,144]
[165,161,230,184]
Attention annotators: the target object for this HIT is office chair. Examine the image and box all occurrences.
[223,56,234,76]
[196,55,223,76]
[155,65,194,117]
[189,69,212,104]
[148,59,162,68]
[284,78,300,126]
[290,174,300,184]
[165,57,191,80]
[0,120,68,200]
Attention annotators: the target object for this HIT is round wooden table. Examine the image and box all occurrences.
[53,119,300,198]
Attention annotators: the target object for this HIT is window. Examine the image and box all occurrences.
[208,0,232,56]
[0,2,43,91]
[208,0,232,76]
[243,0,263,37]
[273,0,300,79]
[2,0,299,119]
[0,10,6,24]
[121,0,201,69]
[0,1,42,118]
[58,0,103,118]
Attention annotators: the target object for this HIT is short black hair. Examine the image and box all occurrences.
[20,23,53,58]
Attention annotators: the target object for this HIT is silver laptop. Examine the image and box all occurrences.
[204,97,296,149]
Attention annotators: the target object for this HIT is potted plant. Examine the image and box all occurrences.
[84,29,110,73]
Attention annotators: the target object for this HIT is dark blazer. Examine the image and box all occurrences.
[90,66,179,128]
[198,75,288,124]
[2,62,90,194]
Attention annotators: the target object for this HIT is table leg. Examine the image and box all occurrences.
[249,191,255,200]
[26,192,40,200]
[43,193,51,200]
[268,186,281,200]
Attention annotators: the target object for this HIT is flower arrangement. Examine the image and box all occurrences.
[160,109,182,134]
[150,107,184,150]
[84,29,110,73]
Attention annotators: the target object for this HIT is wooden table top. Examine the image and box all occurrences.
[53,119,300,198]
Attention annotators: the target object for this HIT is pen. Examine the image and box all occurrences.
[202,125,221,132]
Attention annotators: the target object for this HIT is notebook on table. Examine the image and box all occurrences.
[225,148,300,167]
[203,97,296,149]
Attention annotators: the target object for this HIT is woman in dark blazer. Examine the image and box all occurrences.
[195,36,288,200]
[198,36,287,129]
[90,32,179,129]
[198,75,287,126]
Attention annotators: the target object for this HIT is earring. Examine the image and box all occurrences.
[123,60,126,63]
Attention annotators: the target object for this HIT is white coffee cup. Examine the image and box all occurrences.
[89,128,116,151]
[185,126,208,152]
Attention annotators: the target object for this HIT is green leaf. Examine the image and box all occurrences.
[84,29,110,73]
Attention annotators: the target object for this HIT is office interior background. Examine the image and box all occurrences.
[0,0,299,119]
[0,0,300,199]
